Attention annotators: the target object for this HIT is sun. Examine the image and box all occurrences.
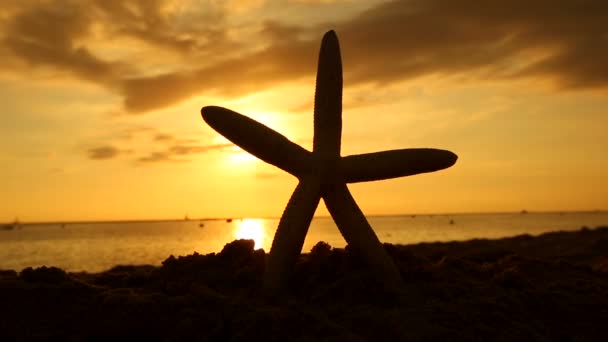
[211,135,256,165]
[229,146,257,164]
[233,218,268,250]
[212,109,294,167]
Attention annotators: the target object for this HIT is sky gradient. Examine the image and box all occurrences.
[1,0,607,222]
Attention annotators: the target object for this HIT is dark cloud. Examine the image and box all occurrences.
[119,0,608,113]
[260,20,305,43]
[120,39,317,112]
[153,133,173,141]
[92,0,195,53]
[136,151,171,163]
[168,143,232,155]
[85,122,232,163]
[92,0,230,55]
[0,0,228,85]
[87,146,121,160]
[136,143,233,163]
[2,1,121,83]
[2,0,607,114]
[337,0,608,89]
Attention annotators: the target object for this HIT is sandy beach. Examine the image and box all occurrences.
[2,226,608,341]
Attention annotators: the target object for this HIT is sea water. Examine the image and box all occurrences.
[1,211,607,272]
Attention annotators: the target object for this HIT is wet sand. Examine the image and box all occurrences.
[2,226,608,341]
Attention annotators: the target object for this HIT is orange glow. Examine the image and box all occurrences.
[212,109,295,167]
[229,147,258,164]
[2,1,608,223]
[233,218,267,249]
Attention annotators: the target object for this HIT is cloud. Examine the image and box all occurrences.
[168,143,233,155]
[336,0,608,90]
[290,0,353,3]
[136,151,171,163]
[87,146,121,160]
[0,0,230,83]
[85,123,234,163]
[118,0,608,113]
[91,0,232,55]
[87,141,233,164]
[2,0,607,114]
[120,38,317,112]
[153,133,174,141]
[136,143,234,163]
[0,1,134,84]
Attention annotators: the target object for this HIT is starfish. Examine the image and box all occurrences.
[201,30,457,292]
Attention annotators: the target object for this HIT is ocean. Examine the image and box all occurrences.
[1,211,607,272]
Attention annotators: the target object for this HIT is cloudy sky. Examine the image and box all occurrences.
[1,0,607,222]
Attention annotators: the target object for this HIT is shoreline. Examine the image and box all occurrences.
[2,226,608,340]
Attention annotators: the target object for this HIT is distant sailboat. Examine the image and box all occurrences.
[1,217,19,231]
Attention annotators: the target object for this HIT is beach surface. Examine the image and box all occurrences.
[2,226,608,341]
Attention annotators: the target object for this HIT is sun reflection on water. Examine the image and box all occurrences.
[233,218,268,250]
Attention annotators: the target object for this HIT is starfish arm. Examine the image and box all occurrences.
[264,177,322,292]
[323,183,404,288]
[202,106,312,177]
[341,148,458,183]
[313,30,342,156]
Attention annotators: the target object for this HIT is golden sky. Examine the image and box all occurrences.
[1,0,607,222]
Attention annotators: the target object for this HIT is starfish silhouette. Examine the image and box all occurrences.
[202,30,457,291]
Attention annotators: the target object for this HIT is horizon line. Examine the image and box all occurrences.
[4,209,607,226]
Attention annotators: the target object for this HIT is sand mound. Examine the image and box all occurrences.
[2,227,608,340]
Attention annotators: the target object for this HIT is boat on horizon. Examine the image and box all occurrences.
[1,218,20,231]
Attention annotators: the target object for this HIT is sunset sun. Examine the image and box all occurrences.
[1,1,608,339]
[233,218,268,250]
